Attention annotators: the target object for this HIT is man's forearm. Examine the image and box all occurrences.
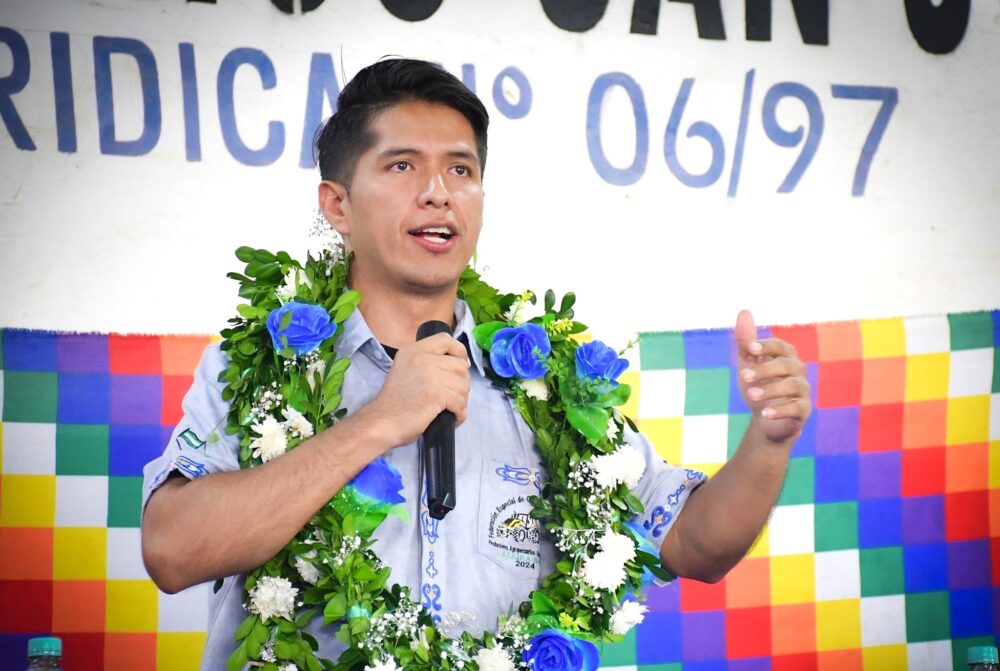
[660,418,793,582]
[141,407,389,594]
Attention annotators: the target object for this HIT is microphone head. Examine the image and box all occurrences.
[416,320,451,341]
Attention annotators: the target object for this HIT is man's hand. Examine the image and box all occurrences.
[359,332,472,449]
[734,310,812,445]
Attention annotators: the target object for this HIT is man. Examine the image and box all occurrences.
[141,59,811,667]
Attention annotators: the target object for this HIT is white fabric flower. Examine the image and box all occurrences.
[365,657,401,671]
[520,378,549,401]
[590,450,625,490]
[276,267,311,301]
[618,444,646,489]
[279,664,298,671]
[250,415,288,462]
[610,600,648,635]
[474,644,516,671]
[294,551,320,585]
[305,358,326,391]
[282,406,315,439]
[598,529,637,564]
[606,417,619,441]
[249,576,298,621]
[582,550,627,590]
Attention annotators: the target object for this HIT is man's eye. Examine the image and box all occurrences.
[454,165,468,176]
[391,161,410,171]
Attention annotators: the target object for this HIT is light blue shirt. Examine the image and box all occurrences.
[142,300,706,670]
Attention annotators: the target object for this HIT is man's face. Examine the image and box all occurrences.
[332,100,484,297]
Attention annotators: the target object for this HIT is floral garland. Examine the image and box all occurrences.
[218,239,672,671]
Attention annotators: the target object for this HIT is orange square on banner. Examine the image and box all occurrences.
[161,375,193,426]
[771,324,819,362]
[109,335,162,375]
[726,556,771,608]
[52,580,105,632]
[818,649,862,671]
[160,336,212,376]
[104,633,156,671]
[946,442,989,492]
[817,321,862,362]
[772,603,817,654]
[903,400,947,449]
[858,404,904,452]
[861,358,905,405]
[0,527,52,579]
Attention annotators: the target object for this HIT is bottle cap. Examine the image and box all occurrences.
[27,637,62,658]
[968,646,999,664]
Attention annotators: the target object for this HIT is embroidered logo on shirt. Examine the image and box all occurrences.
[176,428,206,451]
[171,455,208,479]
[485,495,541,572]
[494,463,542,491]
[644,505,673,538]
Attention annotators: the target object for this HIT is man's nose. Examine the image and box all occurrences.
[420,173,450,207]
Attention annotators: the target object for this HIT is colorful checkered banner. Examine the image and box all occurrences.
[0,311,996,670]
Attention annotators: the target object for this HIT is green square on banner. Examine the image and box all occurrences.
[634,664,681,671]
[952,636,999,671]
[108,476,144,527]
[948,312,994,350]
[599,628,636,666]
[56,424,110,475]
[778,457,815,506]
[639,332,684,370]
[906,591,950,641]
[684,368,730,415]
[814,501,858,551]
[727,413,751,459]
[3,370,57,422]
[993,348,1000,393]
[860,547,904,596]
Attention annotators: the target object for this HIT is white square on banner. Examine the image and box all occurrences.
[159,582,209,632]
[948,349,994,397]
[861,595,906,646]
[680,414,728,464]
[907,641,953,671]
[903,316,950,354]
[814,549,860,601]
[767,504,815,556]
[55,475,108,527]
[638,369,686,418]
[106,528,150,580]
[1,422,56,475]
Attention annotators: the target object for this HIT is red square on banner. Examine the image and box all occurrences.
[990,490,1000,538]
[902,447,946,497]
[58,633,105,671]
[0,580,52,632]
[773,652,819,671]
[161,375,193,425]
[104,633,157,671]
[946,490,990,541]
[817,360,863,408]
[726,606,771,658]
[109,335,162,374]
[680,576,726,611]
[858,403,904,452]
[771,324,819,363]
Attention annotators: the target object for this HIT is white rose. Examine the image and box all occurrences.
[610,600,648,635]
[520,378,549,401]
[474,645,516,671]
[249,576,298,621]
[250,415,288,462]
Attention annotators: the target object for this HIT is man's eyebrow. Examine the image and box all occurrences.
[376,147,478,163]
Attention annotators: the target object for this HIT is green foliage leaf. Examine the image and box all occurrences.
[235,246,256,262]
[531,590,558,617]
[226,640,248,671]
[472,320,507,351]
[566,403,610,445]
[324,592,347,623]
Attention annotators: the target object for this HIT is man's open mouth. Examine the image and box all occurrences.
[409,226,456,244]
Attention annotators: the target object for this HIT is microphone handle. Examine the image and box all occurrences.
[424,410,456,520]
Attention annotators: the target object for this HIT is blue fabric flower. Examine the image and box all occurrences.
[522,629,599,671]
[490,323,551,379]
[350,457,405,506]
[266,302,337,355]
[575,340,629,387]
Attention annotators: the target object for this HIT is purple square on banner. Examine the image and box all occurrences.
[110,375,162,424]
[728,659,772,671]
[682,610,726,661]
[948,539,991,590]
[816,406,859,454]
[859,451,901,499]
[646,579,680,612]
[56,334,109,372]
[902,495,945,544]
[161,424,176,451]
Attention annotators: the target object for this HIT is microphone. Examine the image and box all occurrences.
[416,320,456,520]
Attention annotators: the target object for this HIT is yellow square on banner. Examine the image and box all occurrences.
[0,474,55,526]
[641,417,682,465]
[617,371,639,420]
[863,644,907,670]
[53,527,107,579]
[816,599,862,650]
[106,579,159,632]
[747,523,770,558]
[860,318,906,358]
[157,632,207,671]
[904,354,949,401]
[946,395,990,445]
[770,554,815,604]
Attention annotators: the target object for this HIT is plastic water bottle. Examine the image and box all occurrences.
[968,646,1000,671]
[26,637,63,670]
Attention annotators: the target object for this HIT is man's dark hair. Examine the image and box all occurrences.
[315,58,489,189]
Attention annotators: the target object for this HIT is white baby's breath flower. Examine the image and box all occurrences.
[250,415,288,462]
[581,550,627,590]
[599,529,637,564]
[282,406,315,439]
[520,378,549,401]
[260,644,276,663]
[365,656,401,671]
[249,576,298,621]
[590,450,625,490]
[610,600,648,635]
[618,444,646,489]
[474,644,516,671]
[294,551,320,585]
[305,358,326,391]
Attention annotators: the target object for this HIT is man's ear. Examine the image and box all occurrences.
[318,180,351,237]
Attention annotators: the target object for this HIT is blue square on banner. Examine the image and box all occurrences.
[950,588,994,637]
[814,453,859,502]
[728,366,750,414]
[790,410,818,458]
[2,330,57,371]
[637,611,681,664]
[57,334,109,372]
[858,497,902,548]
[110,375,162,424]
[684,330,732,369]
[685,661,728,671]
[859,451,901,500]
[992,309,1000,346]
[110,424,164,476]
[816,406,859,454]
[904,542,948,592]
[682,610,726,661]
[58,373,110,423]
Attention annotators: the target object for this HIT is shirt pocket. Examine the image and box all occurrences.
[476,458,544,582]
